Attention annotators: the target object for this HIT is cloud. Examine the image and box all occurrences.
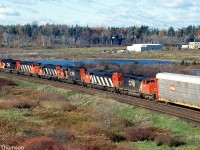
[7,0,37,5]
[0,5,20,16]
[19,6,39,14]
[156,0,193,8]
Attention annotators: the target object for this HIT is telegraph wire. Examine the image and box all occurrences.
[40,0,155,27]
[65,0,157,27]
[87,0,186,29]
[40,0,186,29]
[40,0,160,26]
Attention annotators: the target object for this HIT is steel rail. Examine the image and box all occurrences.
[1,71,200,124]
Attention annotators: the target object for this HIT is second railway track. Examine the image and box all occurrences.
[1,71,200,125]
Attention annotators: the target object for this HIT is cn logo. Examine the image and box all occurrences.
[6,63,10,67]
[169,86,176,91]
[70,71,75,76]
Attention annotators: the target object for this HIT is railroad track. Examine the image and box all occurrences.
[1,71,200,124]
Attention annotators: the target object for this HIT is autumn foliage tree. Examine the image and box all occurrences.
[0,22,199,48]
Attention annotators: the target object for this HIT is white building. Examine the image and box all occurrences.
[181,45,189,49]
[189,42,200,49]
[127,44,162,52]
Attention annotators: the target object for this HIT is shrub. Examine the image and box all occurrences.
[111,117,134,128]
[109,132,126,142]
[49,128,75,144]
[0,134,25,146]
[13,101,39,109]
[124,127,155,142]
[23,129,44,138]
[22,137,64,150]
[154,134,182,147]
[0,100,39,109]
[86,126,109,136]
[0,79,16,89]
[60,102,77,112]
[65,139,125,150]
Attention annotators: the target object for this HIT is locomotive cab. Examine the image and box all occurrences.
[141,78,158,99]
[0,60,5,69]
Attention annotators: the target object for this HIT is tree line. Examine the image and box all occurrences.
[0,21,200,48]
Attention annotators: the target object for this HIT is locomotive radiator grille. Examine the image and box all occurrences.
[90,75,113,87]
[44,68,57,76]
[21,65,31,72]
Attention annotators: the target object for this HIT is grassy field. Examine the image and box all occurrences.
[1,47,200,62]
[0,76,200,149]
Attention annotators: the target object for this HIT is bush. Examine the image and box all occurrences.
[49,128,75,144]
[14,101,39,109]
[23,129,44,138]
[65,139,124,150]
[109,133,126,142]
[0,134,25,146]
[154,134,182,147]
[0,100,39,109]
[22,137,64,150]
[111,117,134,128]
[124,127,155,142]
[60,103,77,112]
[86,126,109,136]
[0,79,16,89]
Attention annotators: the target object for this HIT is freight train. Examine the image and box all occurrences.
[0,59,200,110]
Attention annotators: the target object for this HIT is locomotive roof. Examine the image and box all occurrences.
[156,72,200,84]
[122,73,149,81]
[89,69,117,75]
[42,64,61,68]
[1,59,19,62]
[21,61,38,64]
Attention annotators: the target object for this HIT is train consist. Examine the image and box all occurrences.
[0,59,200,110]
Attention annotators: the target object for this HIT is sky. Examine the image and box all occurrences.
[0,0,200,29]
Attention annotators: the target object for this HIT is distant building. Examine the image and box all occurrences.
[181,45,189,49]
[127,44,162,52]
[189,42,200,49]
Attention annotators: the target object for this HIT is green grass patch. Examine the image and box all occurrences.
[16,80,41,89]
[0,109,30,121]
[152,114,200,136]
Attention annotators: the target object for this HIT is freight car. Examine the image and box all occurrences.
[156,72,200,109]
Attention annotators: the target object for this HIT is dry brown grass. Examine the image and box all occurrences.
[0,86,65,102]
[124,126,169,142]
[22,137,64,150]
[64,137,126,150]
[0,100,39,109]
[60,102,77,112]
[154,134,182,147]
[0,134,25,146]
[111,117,134,128]
[0,78,16,89]
[49,128,75,144]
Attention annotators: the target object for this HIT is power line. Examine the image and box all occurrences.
[40,0,184,29]
[40,0,157,26]
[65,0,157,27]
[87,0,185,29]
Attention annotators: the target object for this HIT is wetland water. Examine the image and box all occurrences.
[35,59,200,76]
[33,59,177,66]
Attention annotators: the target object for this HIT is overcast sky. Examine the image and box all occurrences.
[0,0,200,29]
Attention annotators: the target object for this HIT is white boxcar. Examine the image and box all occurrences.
[156,72,200,109]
